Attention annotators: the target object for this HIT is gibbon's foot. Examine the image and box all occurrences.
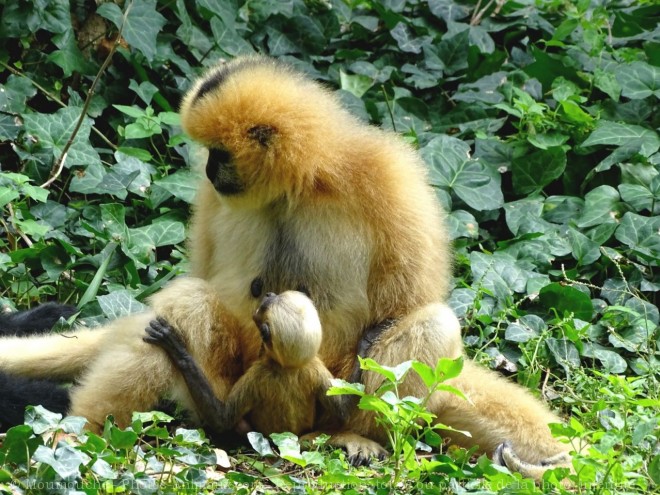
[0,302,77,336]
[327,431,388,467]
[143,317,190,364]
[493,441,571,480]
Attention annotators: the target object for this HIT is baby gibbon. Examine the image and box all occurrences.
[0,55,574,479]
[144,291,357,439]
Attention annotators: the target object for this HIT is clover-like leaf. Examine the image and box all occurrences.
[582,121,660,158]
[615,62,660,100]
[422,135,503,211]
[98,0,167,62]
[22,106,100,168]
[615,212,660,265]
[511,147,566,195]
[97,290,148,319]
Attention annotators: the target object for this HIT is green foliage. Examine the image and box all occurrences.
[0,0,658,493]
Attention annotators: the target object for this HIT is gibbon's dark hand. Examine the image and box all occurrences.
[143,317,190,365]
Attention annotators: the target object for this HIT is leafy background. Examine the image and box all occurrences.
[0,0,658,493]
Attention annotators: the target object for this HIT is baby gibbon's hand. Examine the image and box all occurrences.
[143,317,191,365]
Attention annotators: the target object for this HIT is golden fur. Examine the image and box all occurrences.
[0,56,573,477]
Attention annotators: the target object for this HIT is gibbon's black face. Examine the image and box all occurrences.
[206,148,243,195]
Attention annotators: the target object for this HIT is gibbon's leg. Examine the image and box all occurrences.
[143,317,228,437]
[0,303,77,336]
[0,372,70,431]
[69,322,173,432]
[434,362,574,467]
[351,302,573,475]
[0,303,75,430]
[308,313,454,467]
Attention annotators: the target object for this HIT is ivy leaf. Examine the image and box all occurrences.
[97,290,148,319]
[581,121,660,158]
[470,251,527,299]
[619,176,660,214]
[422,135,503,211]
[98,0,167,62]
[568,226,601,265]
[615,62,660,99]
[546,337,580,372]
[247,432,275,457]
[511,147,566,195]
[435,29,469,75]
[615,212,660,265]
[22,106,100,168]
[153,169,199,204]
[210,16,254,57]
[539,283,594,320]
[582,343,627,373]
[32,444,91,480]
[339,70,374,98]
[390,22,425,54]
[428,0,470,22]
[576,186,622,228]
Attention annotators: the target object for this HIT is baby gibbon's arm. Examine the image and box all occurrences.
[144,318,229,436]
[315,363,356,425]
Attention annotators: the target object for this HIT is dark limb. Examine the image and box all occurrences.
[143,317,229,437]
[0,303,77,336]
[347,318,395,384]
[0,372,70,432]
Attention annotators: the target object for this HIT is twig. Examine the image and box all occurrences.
[6,203,33,247]
[471,0,506,26]
[42,2,132,188]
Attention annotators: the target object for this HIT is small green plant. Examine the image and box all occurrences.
[329,356,468,491]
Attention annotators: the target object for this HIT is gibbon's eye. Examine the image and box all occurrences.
[247,125,276,147]
[250,277,263,298]
[259,322,271,344]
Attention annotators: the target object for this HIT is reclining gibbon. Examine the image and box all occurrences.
[144,290,361,440]
[0,304,75,431]
[0,55,575,478]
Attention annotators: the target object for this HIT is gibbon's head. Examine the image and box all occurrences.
[252,291,322,368]
[180,56,351,207]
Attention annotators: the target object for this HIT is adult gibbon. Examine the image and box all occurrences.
[0,56,573,478]
[145,290,357,439]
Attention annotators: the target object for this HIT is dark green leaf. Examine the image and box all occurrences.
[538,283,594,320]
[511,147,566,195]
[422,135,503,211]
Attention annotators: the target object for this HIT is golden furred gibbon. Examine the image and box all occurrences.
[0,55,574,478]
[145,290,357,438]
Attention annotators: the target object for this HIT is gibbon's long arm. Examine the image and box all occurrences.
[315,367,355,425]
[0,303,77,336]
[144,318,230,436]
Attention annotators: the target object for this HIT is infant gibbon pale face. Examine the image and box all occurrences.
[252,291,322,368]
[146,290,354,438]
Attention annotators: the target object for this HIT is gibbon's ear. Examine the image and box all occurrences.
[247,125,277,147]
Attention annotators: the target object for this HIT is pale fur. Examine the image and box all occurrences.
[0,56,573,476]
[264,291,322,368]
[222,291,338,436]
